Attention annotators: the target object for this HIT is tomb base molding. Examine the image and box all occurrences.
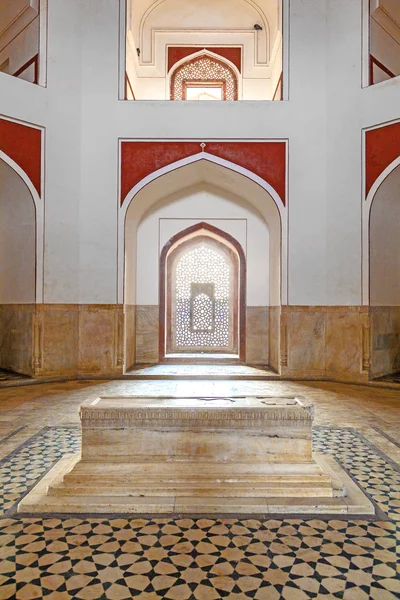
[19,396,374,516]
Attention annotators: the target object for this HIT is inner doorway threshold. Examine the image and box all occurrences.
[124,363,279,380]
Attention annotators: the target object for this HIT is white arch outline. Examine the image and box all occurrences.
[138,0,270,66]
[118,150,287,304]
[168,49,242,100]
[362,156,400,305]
[0,151,44,303]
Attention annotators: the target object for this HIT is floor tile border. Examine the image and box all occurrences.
[372,426,400,449]
[0,425,26,444]
[2,425,398,522]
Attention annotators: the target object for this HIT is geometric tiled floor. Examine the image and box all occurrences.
[1,428,400,598]
[0,379,400,599]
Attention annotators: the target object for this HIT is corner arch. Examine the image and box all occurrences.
[362,156,400,305]
[0,151,44,302]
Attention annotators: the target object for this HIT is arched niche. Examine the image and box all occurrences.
[120,156,284,370]
[169,51,239,100]
[368,162,400,378]
[160,222,246,360]
[0,158,36,304]
[0,157,37,376]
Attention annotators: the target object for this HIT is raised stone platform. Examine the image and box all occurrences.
[18,396,375,515]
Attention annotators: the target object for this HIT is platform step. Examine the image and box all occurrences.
[49,481,336,498]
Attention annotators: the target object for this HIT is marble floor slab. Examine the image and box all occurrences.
[0,379,399,599]
[125,364,279,378]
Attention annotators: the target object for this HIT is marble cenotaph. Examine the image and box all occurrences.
[19,396,374,515]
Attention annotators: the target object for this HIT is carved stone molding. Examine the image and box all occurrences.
[362,312,371,372]
[280,311,288,367]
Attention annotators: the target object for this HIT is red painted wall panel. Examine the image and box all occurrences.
[121,141,286,206]
[366,122,400,197]
[168,47,242,73]
[0,119,42,196]
[121,142,200,203]
[206,142,286,205]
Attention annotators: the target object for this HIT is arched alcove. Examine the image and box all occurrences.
[369,163,400,378]
[0,157,37,375]
[160,222,246,360]
[170,52,239,100]
[121,157,284,370]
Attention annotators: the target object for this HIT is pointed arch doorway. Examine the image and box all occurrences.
[159,222,246,361]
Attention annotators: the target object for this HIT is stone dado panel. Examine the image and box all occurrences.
[0,304,35,376]
[0,304,124,378]
[280,306,370,383]
[135,305,159,364]
[0,303,395,382]
[370,306,400,378]
[246,307,269,365]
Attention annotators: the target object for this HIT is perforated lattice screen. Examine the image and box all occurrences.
[171,55,238,101]
[174,244,231,347]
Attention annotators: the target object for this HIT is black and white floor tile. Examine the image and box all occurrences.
[0,426,399,599]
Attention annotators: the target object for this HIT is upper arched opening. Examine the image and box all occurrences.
[123,0,283,100]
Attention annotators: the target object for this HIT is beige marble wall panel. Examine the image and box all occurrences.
[0,304,34,375]
[370,306,400,378]
[268,306,280,373]
[285,309,325,373]
[280,307,367,382]
[246,307,268,364]
[136,305,159,363]
[37,305,79,377]
[124,305,136,370]
[325,310,363,376]
[78,305,124,376]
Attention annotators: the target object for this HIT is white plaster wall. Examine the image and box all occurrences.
[0,0,82,303]
[370,165,400,306]
[0,0,399,307]
[325,0,364,305]
[135,186,269,305]
[0,160,35,303]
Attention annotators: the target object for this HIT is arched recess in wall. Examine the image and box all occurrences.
[363,156,400,305]
[119,152,285,369]
[169,51,240,100]
[366,161,400,379]
[159,222,246,360]
[0,151,43,303]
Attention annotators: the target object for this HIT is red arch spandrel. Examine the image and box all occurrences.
[0,119,42,196]
[206,142,286,205]
[366,122,400,197]
[120,141,286,205]
[168,47,242,73]
[121,141,200,204]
